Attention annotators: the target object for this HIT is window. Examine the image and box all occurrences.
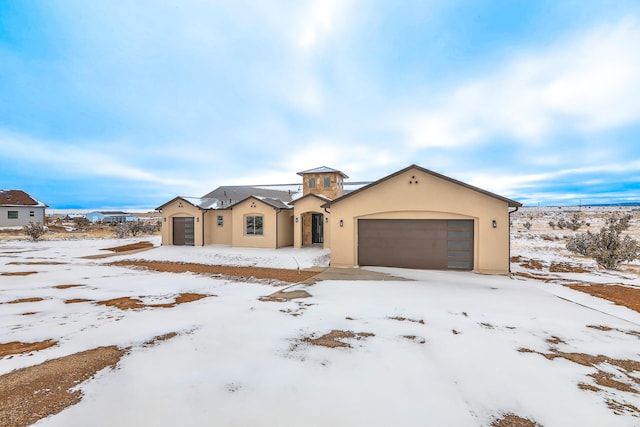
[30,211,35,217]
[8,211,18,219]
[308,178,316,189]
[246,215,263,236]
[324,176,331,188]
[217,215,224,226]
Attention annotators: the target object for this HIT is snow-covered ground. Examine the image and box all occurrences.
[1,221,640,426]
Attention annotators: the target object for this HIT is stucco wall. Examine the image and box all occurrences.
[328,168,512,273]
[0,206,46,227]
[205,210,232,245]
[231,198,280,249]
[277,210,294,248]
[159,200,203,246]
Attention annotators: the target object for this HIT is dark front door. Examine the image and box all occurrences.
[173,217,195,246]
[312,213,324,244]
[358,219,473,270]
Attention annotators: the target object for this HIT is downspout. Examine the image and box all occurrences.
[201,210,205,247]
[275,208,280,249]
[508,206,520,273]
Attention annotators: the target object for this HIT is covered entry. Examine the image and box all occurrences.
[173,217,195,246]
[357,219,473,270]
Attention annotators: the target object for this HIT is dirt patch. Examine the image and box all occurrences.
[566,283,640,313]
[143,332,179,347]
[491,413,542,427]
[260,289,312,302]
[0,271,38,276]
[546,336,566,345]
[0,345,126,427]
[549,262,590,273]
[102,241,154,252]
[54,284,84,289]
[96,297,145,310]
[6,297,44,304]
[519,345,640,416]
[111,260,318,284]
[511,256,545,270]
[301,330,375,349]
[148,293,210,308]
[0,340,58,358]
[96,293,211,310]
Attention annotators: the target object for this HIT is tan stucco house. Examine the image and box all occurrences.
[156,165,521,273]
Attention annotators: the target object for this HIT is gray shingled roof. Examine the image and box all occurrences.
[202,186,297,206]
[296,166,349,178]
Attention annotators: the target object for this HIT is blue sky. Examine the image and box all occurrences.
[1,1,639,209]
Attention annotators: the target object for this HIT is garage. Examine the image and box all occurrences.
[358,219,473,270]
[172,217,195,246]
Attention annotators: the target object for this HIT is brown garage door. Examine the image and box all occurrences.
[173,217,195,246]
[358,219,473,270]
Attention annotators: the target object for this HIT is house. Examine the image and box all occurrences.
[0,190,48,227]
[85,211,138,224]
[156,165,521,273]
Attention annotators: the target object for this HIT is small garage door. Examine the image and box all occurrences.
[358,219,473,270]
[173,217,195,246]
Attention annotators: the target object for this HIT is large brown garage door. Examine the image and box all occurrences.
[358,219,473,270]
[173,217,195,246]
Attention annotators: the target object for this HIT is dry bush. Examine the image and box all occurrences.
[567,225,639,270]
[22,222,47,241]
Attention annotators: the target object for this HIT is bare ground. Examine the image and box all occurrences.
[110,260,319,284]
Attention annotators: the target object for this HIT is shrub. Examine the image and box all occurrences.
[23,222,47,241]
[114,222,130,238]
[548,221,556,230]
[128,221,143,237]
[566,225,639,270]
[523,221,532,230]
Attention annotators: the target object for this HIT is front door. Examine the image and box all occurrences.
[312,213,324,244]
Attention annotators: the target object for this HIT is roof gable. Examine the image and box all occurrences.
[232,195,291,210]
[323,165,522,208]
[289,193,331,205]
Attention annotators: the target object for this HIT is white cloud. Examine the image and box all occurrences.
[295,0,350,49]
[397,18,640,148]
[0,130,198,190]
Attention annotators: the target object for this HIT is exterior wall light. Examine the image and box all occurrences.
[339,219,344,227]
[295,217,299,223]
[492,220,497,228]
[325,217,329,223]
[163,217,166,222]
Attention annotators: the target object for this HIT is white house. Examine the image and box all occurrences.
[85,211,138,224]
[0,190,47,227]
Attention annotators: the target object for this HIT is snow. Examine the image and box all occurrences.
[1,231,640,426]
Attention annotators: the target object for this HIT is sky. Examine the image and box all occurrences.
[1,1,639,209]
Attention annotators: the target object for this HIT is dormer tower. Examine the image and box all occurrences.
[297,166,349,200]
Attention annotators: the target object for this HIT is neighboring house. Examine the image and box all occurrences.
[85,211,138,224]
[0,190,48,227]
[157,165,522,273]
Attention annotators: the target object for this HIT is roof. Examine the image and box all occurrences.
[231,195,292,210]
[322,164,522,208]
[296,166,349,179]
[155,196,222,211]
[0,190,47,207]
[288,193,331,205]
[202,186,297,205]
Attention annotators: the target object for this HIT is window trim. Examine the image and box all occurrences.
[245,215,264,236]
[8,211,18,219]
[217,215,224,226]
[308,178,316,189]
[323,176,331,188]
